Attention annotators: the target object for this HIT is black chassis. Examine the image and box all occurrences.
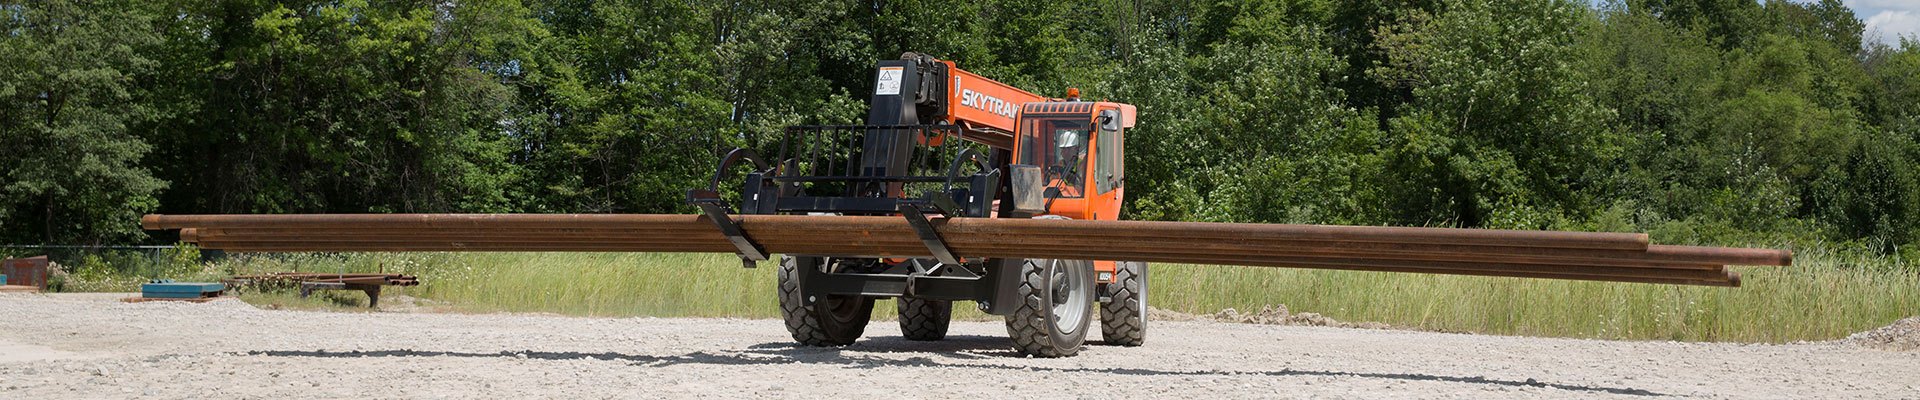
[686,124,1029,316]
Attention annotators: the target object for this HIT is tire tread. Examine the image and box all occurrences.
[1099,261,1147,346]
[897,297,951,341]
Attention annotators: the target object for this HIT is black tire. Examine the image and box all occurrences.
[1100,261,1147,346]
[896,297,952,341]
[1003,258,1094,357]
[777,256,873,346]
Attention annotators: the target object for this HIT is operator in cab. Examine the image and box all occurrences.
[1054,128,1087,190]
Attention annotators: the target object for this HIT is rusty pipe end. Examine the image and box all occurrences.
[1726,270,1742,288]
[141,214,163,230]
[1778,250,1794,266]
[180,228,199,243]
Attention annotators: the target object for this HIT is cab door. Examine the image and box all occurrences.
[1085,107,1124,222]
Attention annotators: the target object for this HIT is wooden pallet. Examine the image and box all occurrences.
[0,285,40,293]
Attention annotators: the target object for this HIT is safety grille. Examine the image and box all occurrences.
[1021,102,1093,115]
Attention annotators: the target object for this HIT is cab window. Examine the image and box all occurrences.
[1017,117,1090,198]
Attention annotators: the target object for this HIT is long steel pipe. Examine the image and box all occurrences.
[187,232,1729,270]
[192,239,1735,283]
[151,213,1790,287]
[147,214,1654,250]
[182,227,1788,267]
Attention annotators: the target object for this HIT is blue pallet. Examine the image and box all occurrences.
[141,282,224,297]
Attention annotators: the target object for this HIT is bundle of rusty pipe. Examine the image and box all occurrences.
[144,214,1791,287]
[230,272,420,287]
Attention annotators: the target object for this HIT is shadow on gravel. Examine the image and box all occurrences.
[239,338,1664,397]
[748,334,1023,359]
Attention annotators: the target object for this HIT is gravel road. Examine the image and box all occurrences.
[0,293,1913,399]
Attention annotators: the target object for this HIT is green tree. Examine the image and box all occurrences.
[1631,0,1766,49]
[0,0,168,244]
[1370,0,1617,228]
[141,0,538,214]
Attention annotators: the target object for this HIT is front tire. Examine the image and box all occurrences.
[1003,258,1094,357]
[777,256,874,346]
[1100,261,1147,346]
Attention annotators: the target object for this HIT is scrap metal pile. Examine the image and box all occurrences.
[227,272,421,288]
[226,272,420,307]
[144,213,1789,287]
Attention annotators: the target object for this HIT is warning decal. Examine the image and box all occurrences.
[875,67,904,95]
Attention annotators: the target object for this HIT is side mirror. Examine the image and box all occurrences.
[1098,110,1121,131]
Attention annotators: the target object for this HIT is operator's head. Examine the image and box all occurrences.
[1056,129,1082,148]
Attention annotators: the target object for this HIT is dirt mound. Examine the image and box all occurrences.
[1847,316,1920,351]
[1147,304,1393,329]
[1215,305,1391,329]
[1144,306,1205,321]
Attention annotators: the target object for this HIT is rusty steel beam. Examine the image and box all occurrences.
[741,216,1653,250]
[146,214,716,230]
[197,238,1734,284]
[744,235,1737,269]
[149,214,1653,250]
[183,226,1785,266]
[186,228,1783,268]
[200,244,1737,286]
[197,241,739,253]
[191,238,1734,278]
[150,213,1789,287]
[191,233,1728,271]
[185,230,727,243]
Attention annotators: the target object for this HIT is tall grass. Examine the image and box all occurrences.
[209,252,986,321]
[1154,245,1919,342]
[398,252,776,317]
[197,245,1916,343]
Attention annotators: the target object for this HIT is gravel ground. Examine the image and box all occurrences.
[0,293,1914,399]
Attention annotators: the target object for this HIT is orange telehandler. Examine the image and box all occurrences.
[686,52,1140,356]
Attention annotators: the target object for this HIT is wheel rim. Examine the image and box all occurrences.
[1048,259,1090,334]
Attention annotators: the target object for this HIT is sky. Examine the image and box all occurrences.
[1848,0,1920,46]
[1588,0,1919,47]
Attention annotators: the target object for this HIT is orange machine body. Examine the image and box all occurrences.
[913,60,1139,279]
[931,63,1137,224]
[941,63,1047,136]
[1007,101,1135,277]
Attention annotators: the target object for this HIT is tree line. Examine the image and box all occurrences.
[2,0,1916,255]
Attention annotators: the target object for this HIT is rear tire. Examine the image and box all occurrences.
[777,256,873,346]
[896,297,952,341]
[1003,258,1094,357]
[1100,261,1147,346]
